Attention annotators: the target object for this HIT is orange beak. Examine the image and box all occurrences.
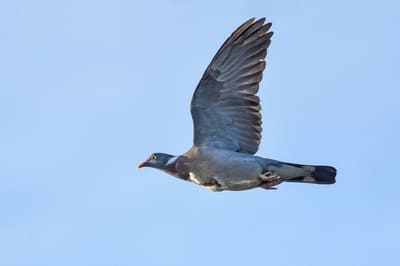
[137,162,146,168]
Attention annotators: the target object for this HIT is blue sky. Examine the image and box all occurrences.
[1,0,399,265]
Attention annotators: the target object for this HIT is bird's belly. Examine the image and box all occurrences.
[188,171,262,191]
[187,149,264,191]
[215,175,262,191]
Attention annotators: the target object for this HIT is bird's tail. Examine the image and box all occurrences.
[265,162,336,184]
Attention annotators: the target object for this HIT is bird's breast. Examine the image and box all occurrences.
[188,172,223,191]
[188,172,202,185]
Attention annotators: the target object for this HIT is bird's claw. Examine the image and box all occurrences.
[259,171,282,190]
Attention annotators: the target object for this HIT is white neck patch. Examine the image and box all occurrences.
[166,156,178,165]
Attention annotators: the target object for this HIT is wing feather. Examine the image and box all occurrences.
[190,18,273,154]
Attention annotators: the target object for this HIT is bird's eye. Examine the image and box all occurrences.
[150,155,157,161]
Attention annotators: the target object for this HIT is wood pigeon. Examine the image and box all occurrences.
[138,18,336,191]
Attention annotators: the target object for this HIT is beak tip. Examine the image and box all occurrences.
[137,162,145,169]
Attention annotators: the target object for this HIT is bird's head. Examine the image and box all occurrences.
[138,153,175,170]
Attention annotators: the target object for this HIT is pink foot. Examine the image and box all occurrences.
[259,171,282,190]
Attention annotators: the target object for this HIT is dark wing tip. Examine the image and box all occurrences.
[209,17,273,67]
[244,17,257,24]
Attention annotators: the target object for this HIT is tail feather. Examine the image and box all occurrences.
[265,162,336,185]
[283,164,336,184]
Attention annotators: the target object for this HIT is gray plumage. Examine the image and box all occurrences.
[138,18,336,191]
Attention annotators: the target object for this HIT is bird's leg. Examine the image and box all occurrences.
[259,171,282,190]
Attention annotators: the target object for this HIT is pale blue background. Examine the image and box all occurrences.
[1,1,399,265]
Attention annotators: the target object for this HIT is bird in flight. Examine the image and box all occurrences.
[138,18,336,191]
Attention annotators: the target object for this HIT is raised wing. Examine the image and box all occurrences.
[190,18,273,154]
